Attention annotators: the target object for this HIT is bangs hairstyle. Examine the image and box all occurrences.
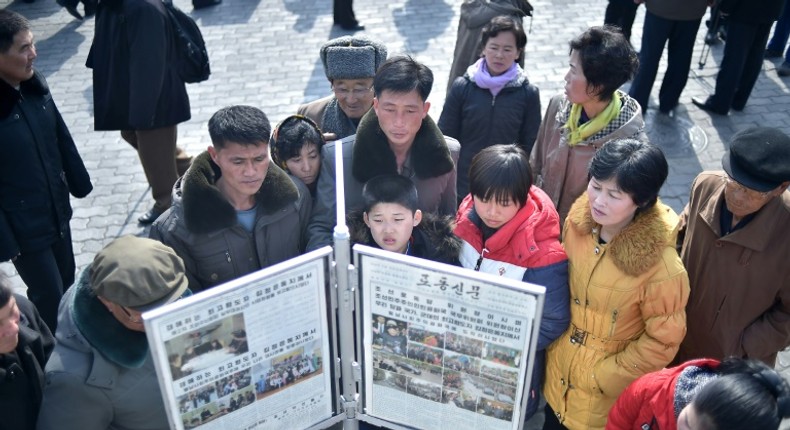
[373,55,433,102]
[0,272,13,309]
[569,25,638,102]
[469,145,531,207]
[481,15,527,60]
[208,105,272,149]
[270,115,325,169]
[362,175,419,213]
[588,138,667,212]
[0,10,30,54]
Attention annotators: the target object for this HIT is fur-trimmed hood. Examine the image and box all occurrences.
[347,210,462,265]
[566,193,680,277]
[175,151,301,235]
[0,69,48,120]
[352,109,455,183]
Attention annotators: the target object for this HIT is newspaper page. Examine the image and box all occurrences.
[356,246,544,430]
[144,250,336,430]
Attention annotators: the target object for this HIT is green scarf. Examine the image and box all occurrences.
[564,92,622,146]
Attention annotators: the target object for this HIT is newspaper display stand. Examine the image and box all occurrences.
[143,248,342,430]
[354,245,545,430]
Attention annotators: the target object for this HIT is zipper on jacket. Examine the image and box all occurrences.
[609,309,618,337]
[225,251,232,264]
[474,248,489,271]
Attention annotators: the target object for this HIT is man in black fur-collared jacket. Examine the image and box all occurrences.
[306,56,460,251]
[150,106,311,292]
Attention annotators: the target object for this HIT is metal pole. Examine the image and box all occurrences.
[332,140,360,430]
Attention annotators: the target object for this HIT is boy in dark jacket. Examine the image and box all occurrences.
[348,174,461,265]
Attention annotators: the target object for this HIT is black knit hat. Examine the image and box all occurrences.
[722,127,790,192]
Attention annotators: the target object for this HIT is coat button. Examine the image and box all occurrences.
[594,246,600,255]
[574,298,580,305]
[211,273,218,281]
[715,241,723,248]
[560,378,565,385]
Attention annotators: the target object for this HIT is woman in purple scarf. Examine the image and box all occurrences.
[438,15,541,207]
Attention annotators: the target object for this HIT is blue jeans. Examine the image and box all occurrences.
[628,10,702,112]
[767,2,790,62]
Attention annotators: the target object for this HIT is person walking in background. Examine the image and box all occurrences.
[0,9,93,332]
[603,0,640,42]
[628,0,709,114]
[454,145,569,421]
[675,127,790,366]
[439,15,541,206]
[56,0,97,21]
[692,0,785,114]
[607,358,790,430]
[88,0,193,225]
[543,139,689,430]
[333,0,364,31]
[446,0,533,94]
[530,26,642,223]
[765,1,790,76]
[298,36,387,140]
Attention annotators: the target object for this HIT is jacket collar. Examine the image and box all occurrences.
[0,69,48,119]
[555,90,644,147]
[70,267,150,369]
[177,151,301,235]
[567,193,679,277]
[351,109,455,183]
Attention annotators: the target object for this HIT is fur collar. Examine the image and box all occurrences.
[566,193,678,277]
[351,109,455,183]
[0,69,49,120]
[71,267,149,369]
[178,151,300,235]
[347,210,462,264]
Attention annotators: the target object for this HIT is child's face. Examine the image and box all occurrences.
[363,203,422,254]
[473,195,521,229]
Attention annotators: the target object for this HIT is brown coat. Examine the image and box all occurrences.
[529,92,646,223]
[543,194,689,430]
[676,171,790,366]
[297,95,360,140]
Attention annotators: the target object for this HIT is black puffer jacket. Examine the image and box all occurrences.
[0,71,92,260]
[438,66,540,200]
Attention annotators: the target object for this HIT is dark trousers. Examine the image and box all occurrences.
[604,0,640,41]
[628,10,702,112]
[13,231,75,332]
[709,20,773,111]
[542,403,569,430]
[333,0,357,26]
[768,2,790,61]
[121,126,180,212]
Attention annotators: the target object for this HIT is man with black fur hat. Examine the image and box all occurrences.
[298,35,387,140]
[306,56,460,250]
[675,126,790,367]
[37,236,190,430]
[150,105,311,292]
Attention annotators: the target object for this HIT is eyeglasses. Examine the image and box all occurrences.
[331,85,373,99]
[723,176,772,201]
[118,305,144,324]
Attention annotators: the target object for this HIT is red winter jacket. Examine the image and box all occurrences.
[606,359,720,430]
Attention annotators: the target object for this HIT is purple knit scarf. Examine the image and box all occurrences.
[472,58,518,97]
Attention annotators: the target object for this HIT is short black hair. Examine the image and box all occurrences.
[208,105,271,149]
[0,9,30,54]
[270,115,324,169]
[481,15,527,55]
[588,138,667,213]
[373,55,433,102]
[569,25,638,102]
[469,144,531,207]
[362,175,419,213]
[692,358,790,430]
[0,272,13,309]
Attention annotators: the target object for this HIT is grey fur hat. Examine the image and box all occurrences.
[320,36,388,80]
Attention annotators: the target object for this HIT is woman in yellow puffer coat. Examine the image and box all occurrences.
[542,139,690,430]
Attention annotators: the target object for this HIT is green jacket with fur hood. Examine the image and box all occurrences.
[150,151,311,292]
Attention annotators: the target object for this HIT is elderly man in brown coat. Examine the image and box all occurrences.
[675,127,790,366]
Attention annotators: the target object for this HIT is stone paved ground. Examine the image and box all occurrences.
[3,0,790,427]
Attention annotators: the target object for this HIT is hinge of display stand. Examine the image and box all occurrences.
[329,260,337,291]
[352,360,362,383]
[340,394,359,419]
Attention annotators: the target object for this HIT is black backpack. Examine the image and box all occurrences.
[163,1,210,83]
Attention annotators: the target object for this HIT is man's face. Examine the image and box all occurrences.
[0,29,37,87]
[0,296,21,354]
[723,176,788,220]
[332,78,375,119]
[98,296,146,332]
[373,90,430,152]
[208,141,270,208]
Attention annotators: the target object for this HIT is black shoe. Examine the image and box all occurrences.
[83,0,97,17]
[63,4,84,20]
[337,22,365,31]
[138,207,165,225]
[691,96,728,115]
[765,49,783,59]
[193,0,221,10]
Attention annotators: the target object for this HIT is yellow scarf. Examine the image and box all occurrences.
[564,92,622,146]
